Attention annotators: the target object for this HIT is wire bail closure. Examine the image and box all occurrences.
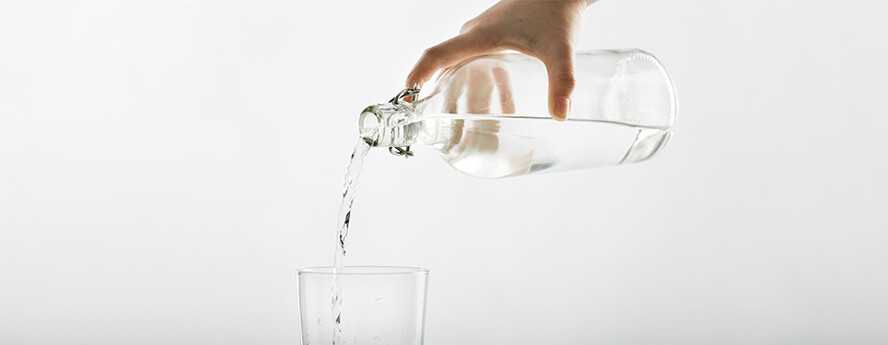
[387,84,421,158]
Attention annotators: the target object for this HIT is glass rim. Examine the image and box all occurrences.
[296,265,428,276]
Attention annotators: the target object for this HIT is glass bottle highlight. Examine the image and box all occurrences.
[359,49,677,179]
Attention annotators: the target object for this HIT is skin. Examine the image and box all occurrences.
[406,0,597,121]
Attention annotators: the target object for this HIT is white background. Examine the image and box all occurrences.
[1,1,887,344]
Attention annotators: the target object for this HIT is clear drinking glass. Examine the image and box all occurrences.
[359,49,677,178]
[297,266,429,345]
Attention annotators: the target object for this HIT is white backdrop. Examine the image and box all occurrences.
[1,1,887,344]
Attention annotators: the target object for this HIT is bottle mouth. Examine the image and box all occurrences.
[357,102,418,148]
[359,105,384,146]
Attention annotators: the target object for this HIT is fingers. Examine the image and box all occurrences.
[491,66,515,114]
[466,63,494,114]
[541,46,576,121]
[406,33,496,88]
[443,70,466,114]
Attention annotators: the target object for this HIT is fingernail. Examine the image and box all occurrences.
[554,97,570,121]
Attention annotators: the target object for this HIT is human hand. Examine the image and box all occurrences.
[437,59,534,177]
[406,0,595,121]
[438,59,513,164]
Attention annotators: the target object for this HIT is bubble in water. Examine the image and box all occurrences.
[374,297,384,304]
[373,336,381,341]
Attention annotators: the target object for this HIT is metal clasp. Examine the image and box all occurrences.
[387,84,421,158]
[389,85,421,105]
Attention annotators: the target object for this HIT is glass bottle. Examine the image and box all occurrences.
[359,49,677,179]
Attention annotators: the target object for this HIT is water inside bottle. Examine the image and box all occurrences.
[417,115,672,179]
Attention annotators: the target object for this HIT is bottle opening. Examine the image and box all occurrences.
[359,105,383,146]
[357,103,420,148]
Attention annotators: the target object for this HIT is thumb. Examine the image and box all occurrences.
[542,48,576,121]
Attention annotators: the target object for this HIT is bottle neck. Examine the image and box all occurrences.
[359,102,424,148]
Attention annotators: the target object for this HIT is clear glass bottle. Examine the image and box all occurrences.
[359,49,677,179]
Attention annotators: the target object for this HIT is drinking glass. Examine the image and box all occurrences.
[296,266,429,345]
